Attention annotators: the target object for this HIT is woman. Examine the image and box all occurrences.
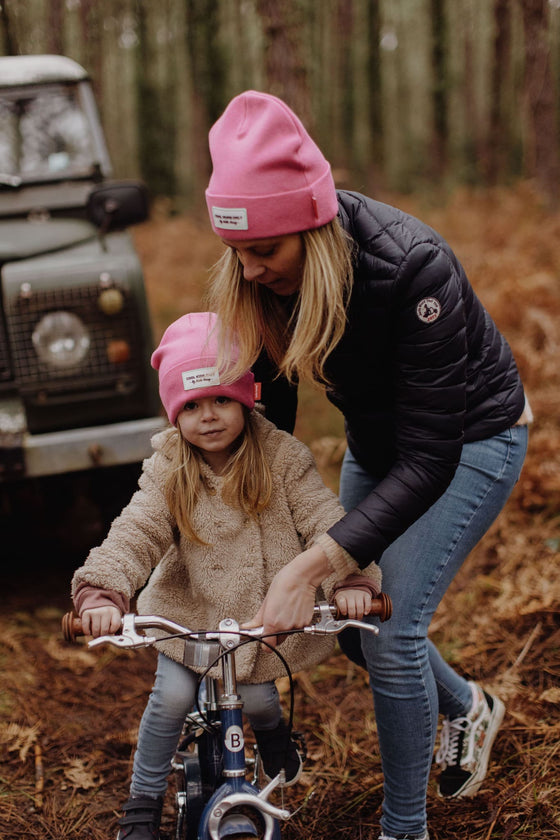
[205,91,530,840]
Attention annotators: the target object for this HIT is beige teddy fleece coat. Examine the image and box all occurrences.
[72,412,379,683]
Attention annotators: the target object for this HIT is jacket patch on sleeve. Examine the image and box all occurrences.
[416,297,441,323]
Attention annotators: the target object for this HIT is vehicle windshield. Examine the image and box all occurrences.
[0,83,96,184]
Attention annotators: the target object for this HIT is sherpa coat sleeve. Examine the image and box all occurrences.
[71,428,178,601]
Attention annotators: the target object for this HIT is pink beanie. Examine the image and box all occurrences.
[151,312,255,426]
[206,90,338,240]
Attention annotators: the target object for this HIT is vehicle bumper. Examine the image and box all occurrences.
[0,415,168,480]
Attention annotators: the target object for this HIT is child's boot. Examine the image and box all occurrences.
[254,719,305,786]
[116,795,163,840]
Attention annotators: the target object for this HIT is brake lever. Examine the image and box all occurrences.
[238,602,381,640]
[304,601,379,636]
[88,613,157,649]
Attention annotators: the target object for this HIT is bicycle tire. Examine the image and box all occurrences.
[175,751,205,840]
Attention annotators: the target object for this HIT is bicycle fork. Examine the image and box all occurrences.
[199,622,290,840]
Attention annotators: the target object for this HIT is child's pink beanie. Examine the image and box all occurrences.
[206,90,338,240]
[151,312,255,426]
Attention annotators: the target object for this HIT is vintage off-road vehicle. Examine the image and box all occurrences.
[0,54,166,550]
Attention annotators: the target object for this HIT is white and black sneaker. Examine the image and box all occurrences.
[436,681,505,798]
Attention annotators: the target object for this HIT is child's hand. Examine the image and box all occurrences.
[334,588,372,620]
[80,605,122,637]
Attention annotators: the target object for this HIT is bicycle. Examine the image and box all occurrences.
[62,595,392,840]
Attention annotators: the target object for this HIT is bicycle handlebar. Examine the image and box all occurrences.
[61,594,392,648]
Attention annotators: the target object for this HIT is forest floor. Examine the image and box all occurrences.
[1,182,559,839]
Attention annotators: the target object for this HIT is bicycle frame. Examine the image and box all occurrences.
[194,619,287,840]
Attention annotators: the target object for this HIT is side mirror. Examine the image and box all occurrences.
[86,181,149,231]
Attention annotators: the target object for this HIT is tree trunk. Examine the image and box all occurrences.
[430,0,448,177]
[462,1,488,184]
[487,0,513,184]
[48,0,65,55]
[519,0,560,207]
[367,0,383,178]
[0,0,19,55]
[184,0,228,196]
[257,0,309,122]
[79,0,104,99]
[135,0,177,198]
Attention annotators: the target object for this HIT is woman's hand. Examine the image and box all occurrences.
[334,588,372,620]
[243,544,332,647]
[80,605,122,637]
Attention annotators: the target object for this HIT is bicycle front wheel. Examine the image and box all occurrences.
[175,751,205,840]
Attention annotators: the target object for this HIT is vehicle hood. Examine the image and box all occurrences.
[0,218,98,262]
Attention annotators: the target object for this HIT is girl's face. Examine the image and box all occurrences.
[222,233,304,296]
[177,396,245,474]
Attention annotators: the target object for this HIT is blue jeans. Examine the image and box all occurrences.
[131,652,281,797]
[338,426,528,838]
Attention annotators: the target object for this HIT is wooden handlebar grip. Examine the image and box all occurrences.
[61,611,83,642]
[334,592,393,622]
[372,592,393,622]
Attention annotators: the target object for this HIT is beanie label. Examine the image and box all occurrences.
[182,366,221,391]
[211,206,248,230]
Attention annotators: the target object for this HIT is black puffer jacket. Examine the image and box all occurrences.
[254,191,526,566]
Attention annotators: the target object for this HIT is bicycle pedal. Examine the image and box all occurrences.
[292,730,307,763]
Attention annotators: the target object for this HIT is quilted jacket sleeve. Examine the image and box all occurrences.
[328,222,468,565]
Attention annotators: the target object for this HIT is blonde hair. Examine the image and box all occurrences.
[207,218,354,385]
[162,409,272,545]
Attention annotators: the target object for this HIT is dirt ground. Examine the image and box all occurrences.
[1,183,559,839]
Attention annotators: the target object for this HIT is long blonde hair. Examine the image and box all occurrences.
[162,408,272,545]
[207,218,354,385]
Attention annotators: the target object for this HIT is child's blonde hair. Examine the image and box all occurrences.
[162,408,272,545]
[207,219,354,385]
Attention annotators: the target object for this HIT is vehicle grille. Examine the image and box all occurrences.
[0,313,12,383]
[8,282,143,399]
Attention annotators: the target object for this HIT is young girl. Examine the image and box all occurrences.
[71,311,381,840]
[204,91,530,840]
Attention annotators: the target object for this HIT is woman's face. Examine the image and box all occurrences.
[222,233,304,296]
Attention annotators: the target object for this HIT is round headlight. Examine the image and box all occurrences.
[32,311,90,368]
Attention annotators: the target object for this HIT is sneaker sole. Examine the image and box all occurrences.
[443,694,505,799]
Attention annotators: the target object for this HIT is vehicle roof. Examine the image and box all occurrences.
[0,54,89,88]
